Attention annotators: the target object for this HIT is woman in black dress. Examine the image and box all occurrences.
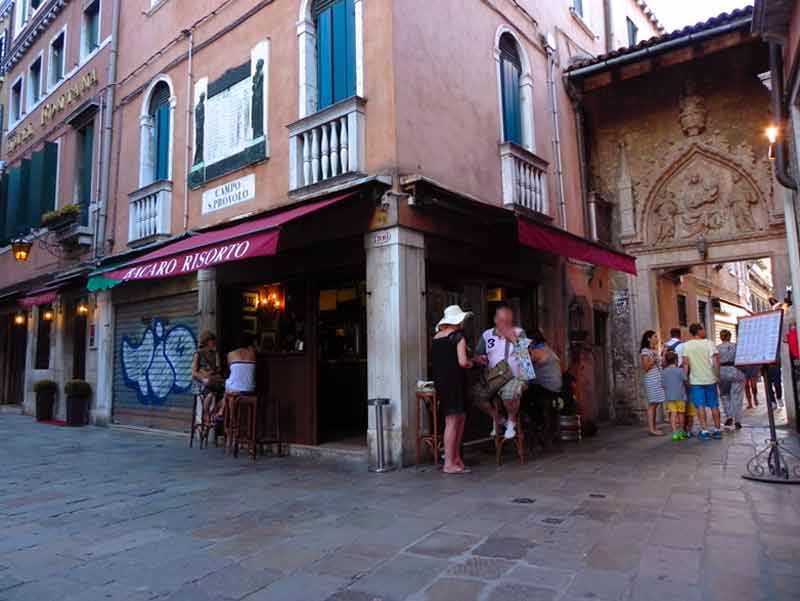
[432,305,475,474]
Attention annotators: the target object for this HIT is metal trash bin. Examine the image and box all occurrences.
[368,398,394,473]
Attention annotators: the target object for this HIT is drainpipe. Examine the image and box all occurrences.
[183,29,194,232]
[96,0,121,259]
[768,41,800,426]
[544,36,567,229]
[602,0,614,53]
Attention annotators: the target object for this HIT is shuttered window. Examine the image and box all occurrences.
[149,83,171,182]
[499,33,522,146]
[314,0,356,110]
[77,122,94,223]
[0,174,7,243]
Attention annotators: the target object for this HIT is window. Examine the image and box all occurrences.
[149,83,171,182]
[76,121,95,216]
[81,0,100,59]
[0,34,7,65]
[35,305,52,370]
[499,33,523,146]
[626,17,638,46]
[27,56,42,107]
[31,0,44,13]
[10,78,23,123]
[13,1,29,38]
[677,294,688,327]
[698,300,708,328]
[572,0,584,19]
[48,32,66,89]
[313,0,356,110]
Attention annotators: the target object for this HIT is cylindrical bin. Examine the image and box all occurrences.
[559,414,582,441]
[368,398,395,473]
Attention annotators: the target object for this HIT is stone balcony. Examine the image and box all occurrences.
[500,142,549,216]
[288,96,366,191]
[128,180,172,246]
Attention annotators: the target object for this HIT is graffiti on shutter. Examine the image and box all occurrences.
[121,317,196,405]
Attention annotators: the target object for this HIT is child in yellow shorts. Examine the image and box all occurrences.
[662,351,691,440]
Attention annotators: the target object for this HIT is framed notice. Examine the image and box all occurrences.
[734,310,784,367]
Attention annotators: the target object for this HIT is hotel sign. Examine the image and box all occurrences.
[7,69,99,154]
[201,174,255,214]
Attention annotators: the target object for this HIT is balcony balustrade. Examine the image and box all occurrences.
[128,180,172,245]
[500,142,549,215]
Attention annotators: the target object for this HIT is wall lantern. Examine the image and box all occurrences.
[11,238,32,262]
[42,308,54,321]
[77,301,90,316]
[13,312,26,326]
[766,125,779,161]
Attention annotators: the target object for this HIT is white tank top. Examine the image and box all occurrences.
[226,361,256,393]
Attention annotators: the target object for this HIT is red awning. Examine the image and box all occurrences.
[517,217,637,275]
[20,290,58,308]
[105,194,353,283]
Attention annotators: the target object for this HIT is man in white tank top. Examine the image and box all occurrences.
[475,305,527,439]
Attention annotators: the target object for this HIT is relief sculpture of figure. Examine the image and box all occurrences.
[193,92,206,166]
[728,175,760,232]
[680,172,722,238]
[252,59,265,140]
[653,193,679,244]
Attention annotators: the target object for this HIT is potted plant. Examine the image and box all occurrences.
[33,379,58,422]
[64,379,92,427]
[41,203,81,231]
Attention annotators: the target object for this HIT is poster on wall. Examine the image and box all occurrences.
[190,40,269,189]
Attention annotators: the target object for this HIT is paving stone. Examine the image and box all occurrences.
[239,541,327,573]
[421,578,485,601]
[565,568,632,601]
[407,532,480,558]
[525,545,587,570]
[487,583,558,601]
[446,556,513,580]
[244,573,349,601]
[472,536,534,560]
[638,545,701,584]
[648,516,706,550]
[348,554,447,601]
[309,552,381,580]
[196,563,281,599]
[324,592,378,601]
[505,564,575,591]
[628,576,702,601]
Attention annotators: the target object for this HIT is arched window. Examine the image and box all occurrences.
[149,82,171,182]
[139,77,174,187]
[312,0,356,110]
[499,33,522,146]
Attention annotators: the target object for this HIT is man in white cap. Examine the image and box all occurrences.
[475,303,527,439]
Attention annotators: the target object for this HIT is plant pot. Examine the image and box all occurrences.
[559,414,582,441]
[35,390,56,421]
[66,395,89,427]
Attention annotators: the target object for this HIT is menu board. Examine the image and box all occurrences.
[735,310,784,367]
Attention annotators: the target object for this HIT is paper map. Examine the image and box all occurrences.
[734,310,783,367]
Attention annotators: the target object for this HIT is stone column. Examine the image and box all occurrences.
[22,306,37,416]
[771,252,796,425]
[197,268,217,335]
[93,290,115,426]
[365,227,427,467]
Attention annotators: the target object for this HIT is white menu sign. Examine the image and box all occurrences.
[735,310,784,367]
[202,174,256,214]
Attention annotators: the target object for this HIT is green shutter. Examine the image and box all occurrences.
[42,141,58,216]
[78,123,94,224]
[501,57,522,145]
[316,6,333,109]
[6,167,22,238]
[28,150,45,228]
[19,159,31,232]
[155,104,170,181]
[0,174,7,244]
[331,0,348,104]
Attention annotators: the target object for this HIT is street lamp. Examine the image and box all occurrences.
[11,238,32,262]
[77,301,89,316]
[13,313,25,326]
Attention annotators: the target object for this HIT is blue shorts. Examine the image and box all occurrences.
[690,384,719,409]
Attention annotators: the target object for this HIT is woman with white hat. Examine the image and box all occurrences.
[432,305,475,474]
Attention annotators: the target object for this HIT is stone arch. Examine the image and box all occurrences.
[639,144,768,248]
[139,74,176,186]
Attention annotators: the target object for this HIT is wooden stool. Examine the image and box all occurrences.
[495,419,525,465]
[234,395,258,460]
[223,394,240,455]
[416,390,442,465]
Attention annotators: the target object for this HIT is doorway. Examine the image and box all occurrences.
[0,313,27,405]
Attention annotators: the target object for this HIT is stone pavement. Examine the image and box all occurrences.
[1,410,799,601]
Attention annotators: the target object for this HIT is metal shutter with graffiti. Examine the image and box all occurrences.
[113,292,198,431]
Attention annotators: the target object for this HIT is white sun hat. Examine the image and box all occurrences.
[436,305,473,331]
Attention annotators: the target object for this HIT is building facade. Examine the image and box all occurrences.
[0,0,659,464]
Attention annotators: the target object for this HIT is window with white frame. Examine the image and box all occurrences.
[572,0,584,19]
[81,0,100,60]
[48,31,66,89]
[13,0,29,38]
[494,29,535,152]
[139,78,174,186]
[27,55,43,107]
[626,17,638,46]
[10,77,23,123]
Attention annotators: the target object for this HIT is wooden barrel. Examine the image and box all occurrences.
[559,415,582,441]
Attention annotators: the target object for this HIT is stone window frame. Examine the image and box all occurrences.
[296,0,364,119]
[138,74,177,188]
[493,25,536,154]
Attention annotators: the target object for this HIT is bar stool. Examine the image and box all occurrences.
[233,394,258,459]
[416,389,442,465]
[223,393,240,455]
[495,420,525,465]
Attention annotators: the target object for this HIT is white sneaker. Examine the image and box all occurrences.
[490,419,506,437]
[504,421,517,440]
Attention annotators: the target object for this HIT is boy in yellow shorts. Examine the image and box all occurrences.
[662,351,692,440]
